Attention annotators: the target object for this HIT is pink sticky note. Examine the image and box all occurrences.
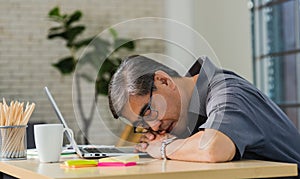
[97,162,137,167]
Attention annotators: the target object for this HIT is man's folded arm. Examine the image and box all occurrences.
[167,129,236,162]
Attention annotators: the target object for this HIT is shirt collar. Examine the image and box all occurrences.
[186,56,219,117]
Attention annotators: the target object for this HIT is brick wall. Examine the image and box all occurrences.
[0,0,165,145]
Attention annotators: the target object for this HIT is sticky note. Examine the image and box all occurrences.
[98,154,139,163]
[97,162,136,167]
[64,159,98,168]
[98,154,139,167]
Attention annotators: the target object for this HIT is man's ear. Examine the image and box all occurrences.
[154,70,176,90]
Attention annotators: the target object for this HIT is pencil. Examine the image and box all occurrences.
[0,99,35,159]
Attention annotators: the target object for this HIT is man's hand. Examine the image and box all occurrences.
[135,132,159,152]
[135,132,177,159]
[140,132,157,143]
[135,129,235,162]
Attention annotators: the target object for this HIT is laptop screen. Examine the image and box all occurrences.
[44,86,82,155]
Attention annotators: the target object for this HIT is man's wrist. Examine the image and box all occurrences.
[161,136,177,160]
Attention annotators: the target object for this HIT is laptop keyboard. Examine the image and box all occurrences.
[82,147,123,153]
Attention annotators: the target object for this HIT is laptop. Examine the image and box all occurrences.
[44,86,148,159]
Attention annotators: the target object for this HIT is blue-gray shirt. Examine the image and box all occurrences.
[186,56,300,178]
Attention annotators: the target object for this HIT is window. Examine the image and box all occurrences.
[251,0,300,129]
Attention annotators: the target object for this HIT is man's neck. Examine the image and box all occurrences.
[185,74,199,100]
[174,74,199,108]
[171,75,199,136]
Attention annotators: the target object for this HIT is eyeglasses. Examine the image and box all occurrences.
[133,81,159,133]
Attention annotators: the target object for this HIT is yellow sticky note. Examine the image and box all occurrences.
[64,159,98,167]
[98,154,139,163]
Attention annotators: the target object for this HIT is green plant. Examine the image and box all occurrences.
[47,6,135,144]
[47,6,135,95]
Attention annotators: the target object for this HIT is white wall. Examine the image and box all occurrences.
[194,0,253,82]
[0,0,166,145]
[165,0,253,82]
[164,0,197,75]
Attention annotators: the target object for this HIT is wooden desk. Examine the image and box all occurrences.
[0,157,297,179]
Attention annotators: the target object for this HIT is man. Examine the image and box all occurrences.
[108,55,300,177]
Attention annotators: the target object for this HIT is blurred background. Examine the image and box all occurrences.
[0,0,299,146]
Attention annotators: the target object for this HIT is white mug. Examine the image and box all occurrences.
[34,124,73,163]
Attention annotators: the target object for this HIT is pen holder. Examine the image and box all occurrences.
[0,125,27,160]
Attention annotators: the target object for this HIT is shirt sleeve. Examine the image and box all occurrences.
[199,92,265,160]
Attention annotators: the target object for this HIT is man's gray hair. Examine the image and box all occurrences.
[108,55,181,119]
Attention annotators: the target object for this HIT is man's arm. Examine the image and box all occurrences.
[146,129,236,162]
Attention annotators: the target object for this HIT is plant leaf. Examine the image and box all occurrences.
[62,14,68,19]
[109,28,118,39]
[73,37,95,49]
[52,57,76,74]
[47,31,65,39]
[49,26,63,32]
[76,37,111,71]
[66,11,82,26]
[98,58,116,76]
[114,38,135,51]
[65,26,85,45]
[96,57,121,95]
[96,78,109,95]
[48,26,85,43]
[48,7,60,18]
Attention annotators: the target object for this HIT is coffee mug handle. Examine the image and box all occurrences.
[63,128,74,141]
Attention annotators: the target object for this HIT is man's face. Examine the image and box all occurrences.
[121,71,186,135]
